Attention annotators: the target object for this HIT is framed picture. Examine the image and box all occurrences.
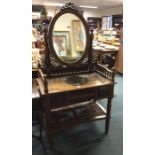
[53,31,71,57]
[72,20,85,52]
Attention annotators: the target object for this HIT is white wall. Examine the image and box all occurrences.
[101,5,123,16]
[83,9,103,19]
[83,5,123,18]
[44,5,123,19]
[44,6,103,19]
[44,6,58,17]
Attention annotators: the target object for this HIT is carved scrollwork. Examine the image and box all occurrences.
[61,2,79,11]
[50,56,60,67]
[81,57,89,64]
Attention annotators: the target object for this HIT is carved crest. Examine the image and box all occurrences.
[61,2,79,11]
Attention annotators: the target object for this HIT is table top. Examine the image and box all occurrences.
[93,42,119,54]
[93,46,118,52]
[38,73,113,95]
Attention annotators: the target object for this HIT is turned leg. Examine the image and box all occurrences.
[43,96,53,150]
[39,113,47,153]
[46,114,53,150]
[105,98,112,134]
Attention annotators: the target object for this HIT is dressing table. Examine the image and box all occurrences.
[37,2,115,148]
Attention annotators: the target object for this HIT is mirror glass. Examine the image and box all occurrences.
[52,13,87,63]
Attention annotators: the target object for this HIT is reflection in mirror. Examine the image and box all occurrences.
[52,13,86,63]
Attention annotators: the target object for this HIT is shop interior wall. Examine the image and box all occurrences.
[44,5,123,19]
[101,5,123,16]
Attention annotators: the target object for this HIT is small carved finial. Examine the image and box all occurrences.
[61,2,79,11]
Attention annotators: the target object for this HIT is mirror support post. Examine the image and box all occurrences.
[44,27,51,77]
[89,29,94,72]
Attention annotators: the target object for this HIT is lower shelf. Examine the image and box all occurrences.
[48,102,107,134]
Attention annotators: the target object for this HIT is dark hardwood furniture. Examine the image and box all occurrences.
[32,79,46,152]
[115,27,123,73]
[32,69,38,78]
[112,14,123,29]
[37,2,116,149]
[87,17,102,30]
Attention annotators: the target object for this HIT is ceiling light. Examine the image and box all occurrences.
[43,3,98,9]
[43,3,63,7]
[80,5,98,9]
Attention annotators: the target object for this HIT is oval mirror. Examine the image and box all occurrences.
[48,10,90,65]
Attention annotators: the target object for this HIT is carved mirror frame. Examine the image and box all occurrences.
[47,2,91,67]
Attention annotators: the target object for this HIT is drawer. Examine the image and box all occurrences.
[96,85,113,99]
[46,93,68,109]
[44,85,113,110]
[68,88,97,103]
[46,88,97,108]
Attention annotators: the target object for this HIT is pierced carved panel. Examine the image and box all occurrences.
[50,56,60,67]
